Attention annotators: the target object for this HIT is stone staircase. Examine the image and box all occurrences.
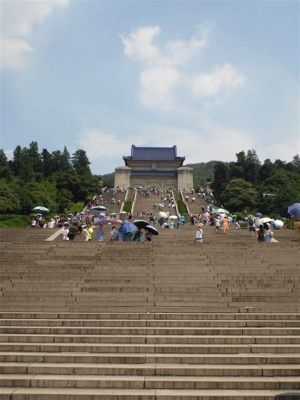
[134,191,177,219]
[182,191,206,216]
[94,191,125,215]
[0,225,299,399]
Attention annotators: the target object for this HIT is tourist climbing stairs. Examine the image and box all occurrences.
[133,191,177,219]
[95,190,126,215]
[182,191,207,216]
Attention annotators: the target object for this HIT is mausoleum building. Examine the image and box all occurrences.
[114,145,193,191]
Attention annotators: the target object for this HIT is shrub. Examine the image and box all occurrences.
[69,201,85,214]
[0,214,31,228]
[123,201,132,213]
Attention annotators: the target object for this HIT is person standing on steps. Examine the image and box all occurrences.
[215,216,221,233]
[222,216,229,234]
[257,224,265,242]
[62,223,70,241]
[195,224,203,243]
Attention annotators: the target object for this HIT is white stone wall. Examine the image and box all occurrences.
[177,167,194,191]
[114,167,131,188]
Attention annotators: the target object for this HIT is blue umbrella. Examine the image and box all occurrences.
[94,216,109,225]
[119,220,137,234]
[288,203,300,217]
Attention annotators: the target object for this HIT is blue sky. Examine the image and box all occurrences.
[1,0,299,174]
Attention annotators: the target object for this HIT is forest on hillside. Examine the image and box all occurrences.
[0,142,101,217]
[211,150,300,217]
[0,143,299,220]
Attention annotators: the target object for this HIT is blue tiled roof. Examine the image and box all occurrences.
[124,145,185,162]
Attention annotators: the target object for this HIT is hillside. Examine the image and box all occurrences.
[186,161,218,188]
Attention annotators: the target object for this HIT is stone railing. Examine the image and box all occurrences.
[130,188,138,215]
[180,191,191,215]
[171,190,180,217]
[120,189,128,213]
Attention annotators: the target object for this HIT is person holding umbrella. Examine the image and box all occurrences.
[145,225,159,241]
[133,227,143,241]
[119,218,137,241]
[132,219,148,241]
[94,213,107,241]
[145,228,153,241]
[288,203,300,240]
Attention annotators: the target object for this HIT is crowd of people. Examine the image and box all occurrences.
[30,185,285,244]
[61,213,156,243]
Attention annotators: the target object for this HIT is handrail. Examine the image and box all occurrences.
[180,191,191,215]
[131,188,137,215]
[171,190,180,217]
[120,189,129,213]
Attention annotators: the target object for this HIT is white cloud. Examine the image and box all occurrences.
[79,129,129,161]
[138,122,253,164]
[1,38,33,70]
[121,25,245,110]
[121,25,211,109]
[139,67,181,109]
[78,120,253,173]
[189,64,246,97]
[4,149,14,160]
[0,0,69,69]
[120,26,162,66]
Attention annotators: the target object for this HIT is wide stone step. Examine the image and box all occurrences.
[1,333,299,345]
[0,318,299,327]
[0,342,298,353]
[3,332,300,345]
[1,352,300,365]
[1,326,300,335]
[1,313,299,320]
[0,374,300,390]
[0,387,296,399]
[1,362,300,377]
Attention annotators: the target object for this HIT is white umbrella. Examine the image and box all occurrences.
[274,220,284,228]
[146,225,159,235]
[91,205,107,212]
[32,206,49,214]
[169,215,178,220]
[258,217,273,224]
[159,211,167,218]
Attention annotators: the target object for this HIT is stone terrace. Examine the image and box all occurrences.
[0,225,299,399]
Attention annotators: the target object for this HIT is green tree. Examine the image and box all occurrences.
[0,150,12,180]
[211,162,230,201]
[0,181,21,213]
[259,159,273,181]
[244,149,260,184]
[28,141,42,173]
[12,146,35,181]
[56,188,73,212]
[258,169,300,216]
[61,146,72,172]
[220,178,258,212]
[72,149,91,176]
[41,149,53,177]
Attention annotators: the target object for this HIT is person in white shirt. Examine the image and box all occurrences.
[62,223,69,241]
[195,225,203,243]
[47,219,55,229]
